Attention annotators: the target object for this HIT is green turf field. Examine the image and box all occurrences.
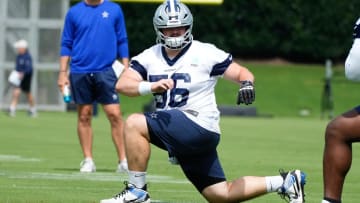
[1,111,360,203]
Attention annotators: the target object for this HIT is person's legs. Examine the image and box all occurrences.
[181,147,304,202]
[102,104,127,170]
[25,92,35,108]
[69,73,99,172]
[95,68,128,171]
[25,92,36,116]
[202,177,267,203]
[19,73,36,116]
[77,104,96,172]
[323,108,360,202]
[124,113,151,171]
[9,87,21,116]
[100,113,151,203]
[201,170,305,203]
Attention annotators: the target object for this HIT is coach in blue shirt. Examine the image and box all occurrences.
[58,0,128,173]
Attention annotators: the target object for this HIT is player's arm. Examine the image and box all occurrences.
[223,62,254,83]
[116,68,174,97]
[223,62,255,105]
[57,56,70,92]
[121,57,129,70]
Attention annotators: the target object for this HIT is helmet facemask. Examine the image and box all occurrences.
[153,0,193,50]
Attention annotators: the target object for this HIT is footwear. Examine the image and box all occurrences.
[80,158,96,173]
[8,109,15,117]
[278,169,306,203]
[100,181,150,203]
[116,161,128,173]
[28,110,37,118]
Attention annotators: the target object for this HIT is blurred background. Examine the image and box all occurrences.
[0,0,359,117]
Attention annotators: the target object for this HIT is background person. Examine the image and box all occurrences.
[100,1,306,203]
[9,39,37,117]
[322,17,360,203]
[58,0,129,173]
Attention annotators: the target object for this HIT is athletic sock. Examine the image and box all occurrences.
[265,175,284,192]
[119,159,127,165]
[85,157,92,161]
[129,170,146,189]
[323,197,341,203]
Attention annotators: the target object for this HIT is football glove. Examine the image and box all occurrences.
[237,80,255,105]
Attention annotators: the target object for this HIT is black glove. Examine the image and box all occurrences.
[237,80,255,105]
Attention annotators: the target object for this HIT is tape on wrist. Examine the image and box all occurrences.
[138,81,152,95]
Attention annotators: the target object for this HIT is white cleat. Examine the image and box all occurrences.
[278,169,306,203]
[100,182,150,203]
[116,161,128,173]
[80,158,96,173]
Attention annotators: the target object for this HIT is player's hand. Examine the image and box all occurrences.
[57,73,69,93]
[237,80,255,105]
[152,79,174,93]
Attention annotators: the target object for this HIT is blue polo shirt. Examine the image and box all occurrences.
[60,0,129,73]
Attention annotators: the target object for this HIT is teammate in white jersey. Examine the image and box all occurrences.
[100,1,306,203]
[322,17,360,203]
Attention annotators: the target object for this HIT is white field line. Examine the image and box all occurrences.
[1,171,189,184]
[0,184,194,194]
[0,154,187,184]
[0,154,41,162]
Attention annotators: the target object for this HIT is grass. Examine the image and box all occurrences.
[1,111,360,202]
[1,62,360,202]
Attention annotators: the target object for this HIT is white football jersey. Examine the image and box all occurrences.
[130,40,232,133]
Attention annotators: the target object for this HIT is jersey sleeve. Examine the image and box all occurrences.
[202,43,232,76]
[129,47,155,80]
[60,11,74,57]
[115,4,129,59]
[130,60,147,80]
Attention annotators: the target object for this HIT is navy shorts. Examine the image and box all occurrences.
[20,72,32,93]
[145,109,226,192]
[69,68,119,105]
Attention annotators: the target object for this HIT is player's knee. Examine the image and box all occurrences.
[325,119,344,141]
[125,113,146,131]
[203,194,234,203]
[106,112,123,124]
[202,183,235,203]
[78,112,92,124]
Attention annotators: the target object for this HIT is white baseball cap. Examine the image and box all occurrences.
[14,39,28,49]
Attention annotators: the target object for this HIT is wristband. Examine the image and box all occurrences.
[138,81,152,95]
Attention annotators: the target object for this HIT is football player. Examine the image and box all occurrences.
[322,17,360,203]
[101,0,305,202]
